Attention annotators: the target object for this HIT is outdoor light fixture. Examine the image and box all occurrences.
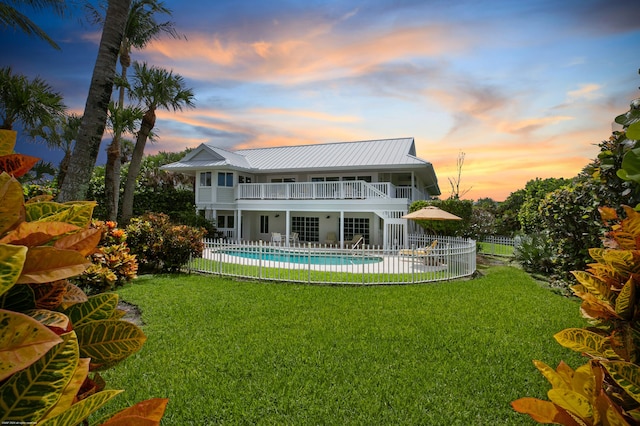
[326,215,331,219]
[275,214,280,218]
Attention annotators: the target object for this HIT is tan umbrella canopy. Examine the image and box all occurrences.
[402,206,462,221]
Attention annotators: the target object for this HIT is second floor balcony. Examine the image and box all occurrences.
[237,180,426,202]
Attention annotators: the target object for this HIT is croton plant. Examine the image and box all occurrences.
[512,205,640,425]
[0,130,167,424]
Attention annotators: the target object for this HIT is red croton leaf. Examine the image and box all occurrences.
[0,154,40,177]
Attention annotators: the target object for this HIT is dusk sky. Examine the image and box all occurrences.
[2,0,640,201]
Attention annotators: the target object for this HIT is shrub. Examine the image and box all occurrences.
[538,180,607,277]
[512,206,640,424]
[126,212,206,273]
[513,232,555,274]
[74,220,138,295]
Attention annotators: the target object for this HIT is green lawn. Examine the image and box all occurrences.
[477,241,515,257]
[97,266,585,425]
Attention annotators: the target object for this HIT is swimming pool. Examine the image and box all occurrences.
[222,247,383,265]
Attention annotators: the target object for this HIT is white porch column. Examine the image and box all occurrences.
[285,210,291,246]
[339,211,345,248]
[236,209,242,242]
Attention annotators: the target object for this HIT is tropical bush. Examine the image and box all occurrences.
[73,220,138,295]
[0,130,166,424]
[513,232,556,275]
[538,179,607,278]
[126,212,206,273]
[512,206,640,424]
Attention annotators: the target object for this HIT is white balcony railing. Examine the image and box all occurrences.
[237,181,421,201]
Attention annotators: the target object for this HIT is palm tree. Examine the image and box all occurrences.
[0,67,66,132]
[57,0,132,202]
[30,113,81,187]
[86,0,182,220]
[120,61,195,223]
[104,101,143,221]
[0,0,66,49]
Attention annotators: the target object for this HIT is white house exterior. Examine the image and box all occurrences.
[161,137,440,248]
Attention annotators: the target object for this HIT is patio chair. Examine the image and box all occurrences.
[348,234,364,249]
[324,232,337,246]
[399,240,438,256]
[289,232,299,244]
[271,232,282,245]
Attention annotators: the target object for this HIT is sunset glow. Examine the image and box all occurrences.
[2,0,639,201]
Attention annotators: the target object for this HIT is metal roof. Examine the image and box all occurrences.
[233,138,428,171]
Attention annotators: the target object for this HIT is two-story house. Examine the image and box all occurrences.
[161,137,440,248]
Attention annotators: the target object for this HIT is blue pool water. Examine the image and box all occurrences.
[223,248,382,265]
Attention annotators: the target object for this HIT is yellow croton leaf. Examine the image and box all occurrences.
[554,328,622,360]
[571,271,613,302]
[53,227,101,257]
[0,221,80,247]
[0,130,17,156]
[0,309,62,382]
[511,397,583,425]
[601,361,640,405]
[534,360,570,389]
[16,247,91,284]
[547,389,593,422]
[0,172,24,236]
[0,243,27,297]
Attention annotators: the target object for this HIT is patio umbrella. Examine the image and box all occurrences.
[402,206,462,221]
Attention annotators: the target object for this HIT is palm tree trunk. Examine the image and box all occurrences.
[104,135,122,221]
[104,51,130,221]
[120,108,155,223]
[57,0,132,202]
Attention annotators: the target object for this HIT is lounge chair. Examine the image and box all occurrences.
[324,232,337,246]
[399,240,438,256]
[348,234,364,249]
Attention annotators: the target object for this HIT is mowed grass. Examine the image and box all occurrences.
[98,266,585,425]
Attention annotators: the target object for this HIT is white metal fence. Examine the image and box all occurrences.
[478,235,518,257]
[188,235,476,285]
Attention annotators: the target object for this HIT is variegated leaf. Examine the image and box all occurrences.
[24,309,71,332]
[101,398,169,425]
[571,271,612,302]
[0,172,25,235]
[0,221,79,246]
[38,389,123,426]
[25,202,95,228]
[16,247,90,284]
[554,328,622,360]
[63,293,119,327]
[511,397,583,425]
[0,154,40,178]
[53,227,101,257]
[59,282,88,310]
[0,243,27,297]
[32,280,68,310]
[0,309,62,382]
[0,283,35,311]
[41,358,90,421]
[0,130,17,156]
[601,361,640,405]
[547,389,593,422]
[615,277,636,320]
[75,320,146,371]
[534,360,570,389]
[0,332,78,422]
[571,363,597,400]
